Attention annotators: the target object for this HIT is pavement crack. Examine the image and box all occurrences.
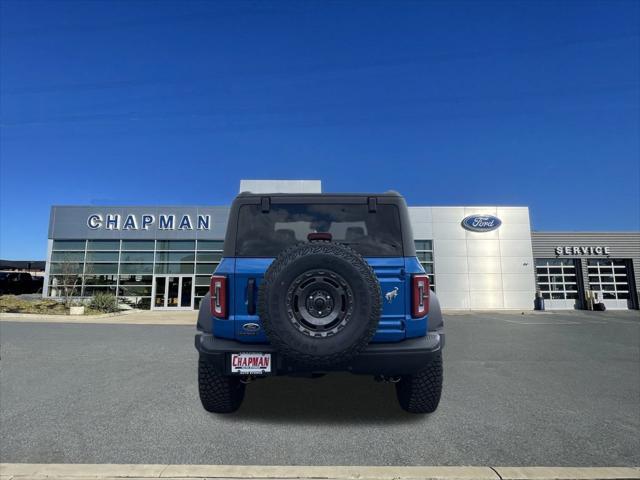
[489,466,503,480]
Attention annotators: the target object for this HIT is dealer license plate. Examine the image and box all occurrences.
[230,353,272,374]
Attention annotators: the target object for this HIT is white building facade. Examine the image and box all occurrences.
[410,206,535,310]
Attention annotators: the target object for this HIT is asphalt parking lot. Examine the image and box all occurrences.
[1,310,638,466]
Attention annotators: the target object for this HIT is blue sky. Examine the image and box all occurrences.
[1,0,639,260]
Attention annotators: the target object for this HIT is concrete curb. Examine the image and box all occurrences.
[0,311,194,325]
[495,467,640,479]
[0,310,134,320]
[1,464,638,480]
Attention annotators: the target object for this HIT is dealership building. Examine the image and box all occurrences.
[44,181,640,311]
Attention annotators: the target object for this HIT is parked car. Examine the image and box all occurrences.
[195,192,445,414]
[0,272,42,295]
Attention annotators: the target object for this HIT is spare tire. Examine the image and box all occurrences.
[258,241,381,367]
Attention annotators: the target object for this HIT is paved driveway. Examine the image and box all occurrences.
[1,311,638,466]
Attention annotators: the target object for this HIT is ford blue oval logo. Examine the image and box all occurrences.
[242,323,261,332]
[461,214,502,232]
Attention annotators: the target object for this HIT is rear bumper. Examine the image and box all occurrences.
[195,332,443,375]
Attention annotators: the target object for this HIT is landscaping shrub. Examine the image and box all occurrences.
[89,293,119,313]
[0,295,67,314]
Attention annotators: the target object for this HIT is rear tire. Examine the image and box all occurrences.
[395,352,443,414]
[198,358,245,413]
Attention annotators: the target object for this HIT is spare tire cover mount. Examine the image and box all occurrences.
[286,269,354,337]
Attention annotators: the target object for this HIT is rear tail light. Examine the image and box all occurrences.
[411,274,430,318]
[210,275,227,319]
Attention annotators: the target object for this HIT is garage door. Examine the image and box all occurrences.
[587,259,631,310]
[536,258,580,309]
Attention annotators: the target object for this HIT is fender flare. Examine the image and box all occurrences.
[428,291,444,333]
[197,292,213,333]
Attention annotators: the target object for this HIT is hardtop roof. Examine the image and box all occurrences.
[236,191,403,198]
[224,191,416,257]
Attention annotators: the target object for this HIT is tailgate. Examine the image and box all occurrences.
[365,257,407,342]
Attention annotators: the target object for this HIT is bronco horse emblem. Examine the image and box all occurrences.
[385,287,399,303]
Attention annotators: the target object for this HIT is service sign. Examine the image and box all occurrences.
[555,246,611,256]
[461,214,502,232]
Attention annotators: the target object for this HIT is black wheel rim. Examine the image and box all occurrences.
[286,269,354,337]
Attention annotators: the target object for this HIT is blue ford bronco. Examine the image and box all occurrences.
[195,192,444,414]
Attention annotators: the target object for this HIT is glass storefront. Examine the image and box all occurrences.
[48,239,223,310]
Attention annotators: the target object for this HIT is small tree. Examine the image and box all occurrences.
[53,254,83,308]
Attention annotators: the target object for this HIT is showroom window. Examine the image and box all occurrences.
[83,240,120,299]
[48,239,224,309]
[414,240,435,291]
[48,240,87,298]
[194,240,223,308]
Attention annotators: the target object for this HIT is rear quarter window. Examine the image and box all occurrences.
[235,203,403,257]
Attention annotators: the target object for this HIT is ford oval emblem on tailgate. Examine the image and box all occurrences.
[242,323,261,332]
[461,214,502,232]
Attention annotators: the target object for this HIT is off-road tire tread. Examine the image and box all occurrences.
[395,353,443,413]
[258,241,381,367]
[198,359,245,413]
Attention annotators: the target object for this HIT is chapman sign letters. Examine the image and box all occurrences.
[87,213,211,231]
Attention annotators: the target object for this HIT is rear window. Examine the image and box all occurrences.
[236,203,403,257]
